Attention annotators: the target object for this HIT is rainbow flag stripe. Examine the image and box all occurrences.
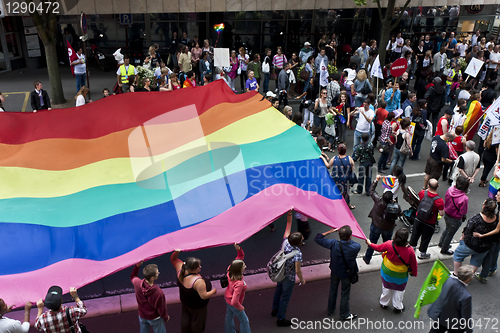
[0,80,363,306]
[463,100,484,138]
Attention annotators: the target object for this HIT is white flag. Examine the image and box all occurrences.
[320,58,329,87]
[477,98,500,140]
[370,55,384,79]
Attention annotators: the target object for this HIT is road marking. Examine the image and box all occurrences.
[22,92,29,112]
[405,166,484,178]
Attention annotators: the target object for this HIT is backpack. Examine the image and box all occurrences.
[266,240,299,283]
[383,201,401,221]
[416,191,438,222]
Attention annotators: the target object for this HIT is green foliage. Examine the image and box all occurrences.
[136,66,157,89]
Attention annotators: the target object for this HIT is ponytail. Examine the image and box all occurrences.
[178,257,201,282]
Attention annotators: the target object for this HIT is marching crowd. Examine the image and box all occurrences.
[2,29,500,333]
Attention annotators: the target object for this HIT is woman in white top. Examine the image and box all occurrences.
[75,86,89,107]
[237,47,249,93]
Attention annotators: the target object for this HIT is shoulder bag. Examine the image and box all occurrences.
[339,242,358,284]
[392,242,413,275]
[338,156,358,185]
[399,132,413,156]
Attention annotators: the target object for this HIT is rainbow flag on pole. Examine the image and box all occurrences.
[0,80,363,306]
[463,100,485,138]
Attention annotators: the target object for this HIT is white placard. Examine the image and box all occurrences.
[213,48,230,68]
[492,125,500,145]
[464,57,484,78]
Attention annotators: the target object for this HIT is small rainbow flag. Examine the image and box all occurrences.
[488,177,500,199]
[382,176,396,190]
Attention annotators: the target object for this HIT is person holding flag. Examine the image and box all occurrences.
[70,47,86,93]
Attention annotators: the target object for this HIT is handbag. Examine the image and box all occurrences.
[377,142,390,153]
[451,197,466,222]
[324,124,336,137]
[262,61,270,73]
[237,67,241,75]
[399,132,413,156]
[65,307,90,333]
[360,80,371,95]
[300,67,310,81]
[220,271,229,288]
[392,242,413,276]
[339,242,359,284]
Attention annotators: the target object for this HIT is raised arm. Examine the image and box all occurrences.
[234,243,244,260]
[283,210,293,239]
[170,249,183,272]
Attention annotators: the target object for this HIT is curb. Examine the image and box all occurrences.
[7,244,457,321]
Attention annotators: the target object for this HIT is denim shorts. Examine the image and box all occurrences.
[453,240,488,267]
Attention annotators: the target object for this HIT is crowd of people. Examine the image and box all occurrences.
[2,29,500,333]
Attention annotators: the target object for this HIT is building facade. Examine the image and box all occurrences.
[0,2,499,72]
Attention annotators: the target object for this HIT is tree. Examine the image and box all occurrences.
[29,0,65,104]
[356,0,412,67]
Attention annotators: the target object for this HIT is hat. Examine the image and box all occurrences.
[433,77,442,84]
[266,91,276,98]
[304,42,311,46]
[44,285,63,311]
[444,108,454,115]
[344,68,356,81]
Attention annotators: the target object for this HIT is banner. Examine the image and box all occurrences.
[67,40,78,77]
[414,260,450,319]
[370,55,384,79]
[477,97,500,140]
[464,57,485,78]
[319,58,329,87]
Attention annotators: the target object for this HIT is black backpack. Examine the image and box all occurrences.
[383,201,401,221]
[416,191,438,222]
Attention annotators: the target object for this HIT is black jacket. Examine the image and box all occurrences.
[424,84,445,114]
[368,181,400,231]
[30,89,51,111]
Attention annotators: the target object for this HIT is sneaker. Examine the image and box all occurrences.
[488,270,497,277]
[276,319,292,327]
[440,250,454,255]
[474,272,487,284]
[341,314,358,321]
[352,190,362,194]
[271,310,278,317]
[380,304,388,310]
[418,253,431,260]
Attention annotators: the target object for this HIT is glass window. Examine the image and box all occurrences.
[261,11,285,20]
[179,13,206,20]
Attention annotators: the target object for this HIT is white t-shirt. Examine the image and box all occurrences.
[0,316,30,333]
[355,108,375,133]
[456,43,467,57]
[395,37,404,52]
[73,53,86,75]
[488,52,500,69]
[76,95,85,107]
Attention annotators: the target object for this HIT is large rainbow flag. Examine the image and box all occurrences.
[463,100,484,138]
[0,80,363,306]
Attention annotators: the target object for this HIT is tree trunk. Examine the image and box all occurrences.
[43,40,65,104]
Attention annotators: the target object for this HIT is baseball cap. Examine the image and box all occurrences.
[304,42,311,46]
[433,77,442,84]
[44,285,63,311]
[266,91,276,98]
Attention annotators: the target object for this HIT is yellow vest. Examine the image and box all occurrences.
[446,69,460,85]
[119,65,135,83]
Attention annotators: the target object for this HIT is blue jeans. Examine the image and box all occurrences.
[378,150,389,170]
[445,84,451,104]
[225,304,251,333]
[272,277,295,320]
[76,74,86,92]
[314,115,327,136]
[357,162,372,193]
[302,78,311,93]
[364,224,394,263]
[263,72,270,92]
[355,95,365,107]
[139,316,166,333]
[479,241,500,278]
[411,133,424,160]
[353,130,366,149]
[388,148,407,175]
[328,273,352,318]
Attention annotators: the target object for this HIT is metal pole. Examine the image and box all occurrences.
[84,39,90,100]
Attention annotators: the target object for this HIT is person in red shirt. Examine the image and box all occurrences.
[409,179,445,259]
[443,125,466,182]
[434,108,453,136]
[373,100,388,145]
[131,262,169,333]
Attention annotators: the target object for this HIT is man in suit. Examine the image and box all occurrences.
[428,265,473,333]
[30,80,52,112]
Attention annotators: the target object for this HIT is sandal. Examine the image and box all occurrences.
[348,204,356,210]
[479,181,487,187]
